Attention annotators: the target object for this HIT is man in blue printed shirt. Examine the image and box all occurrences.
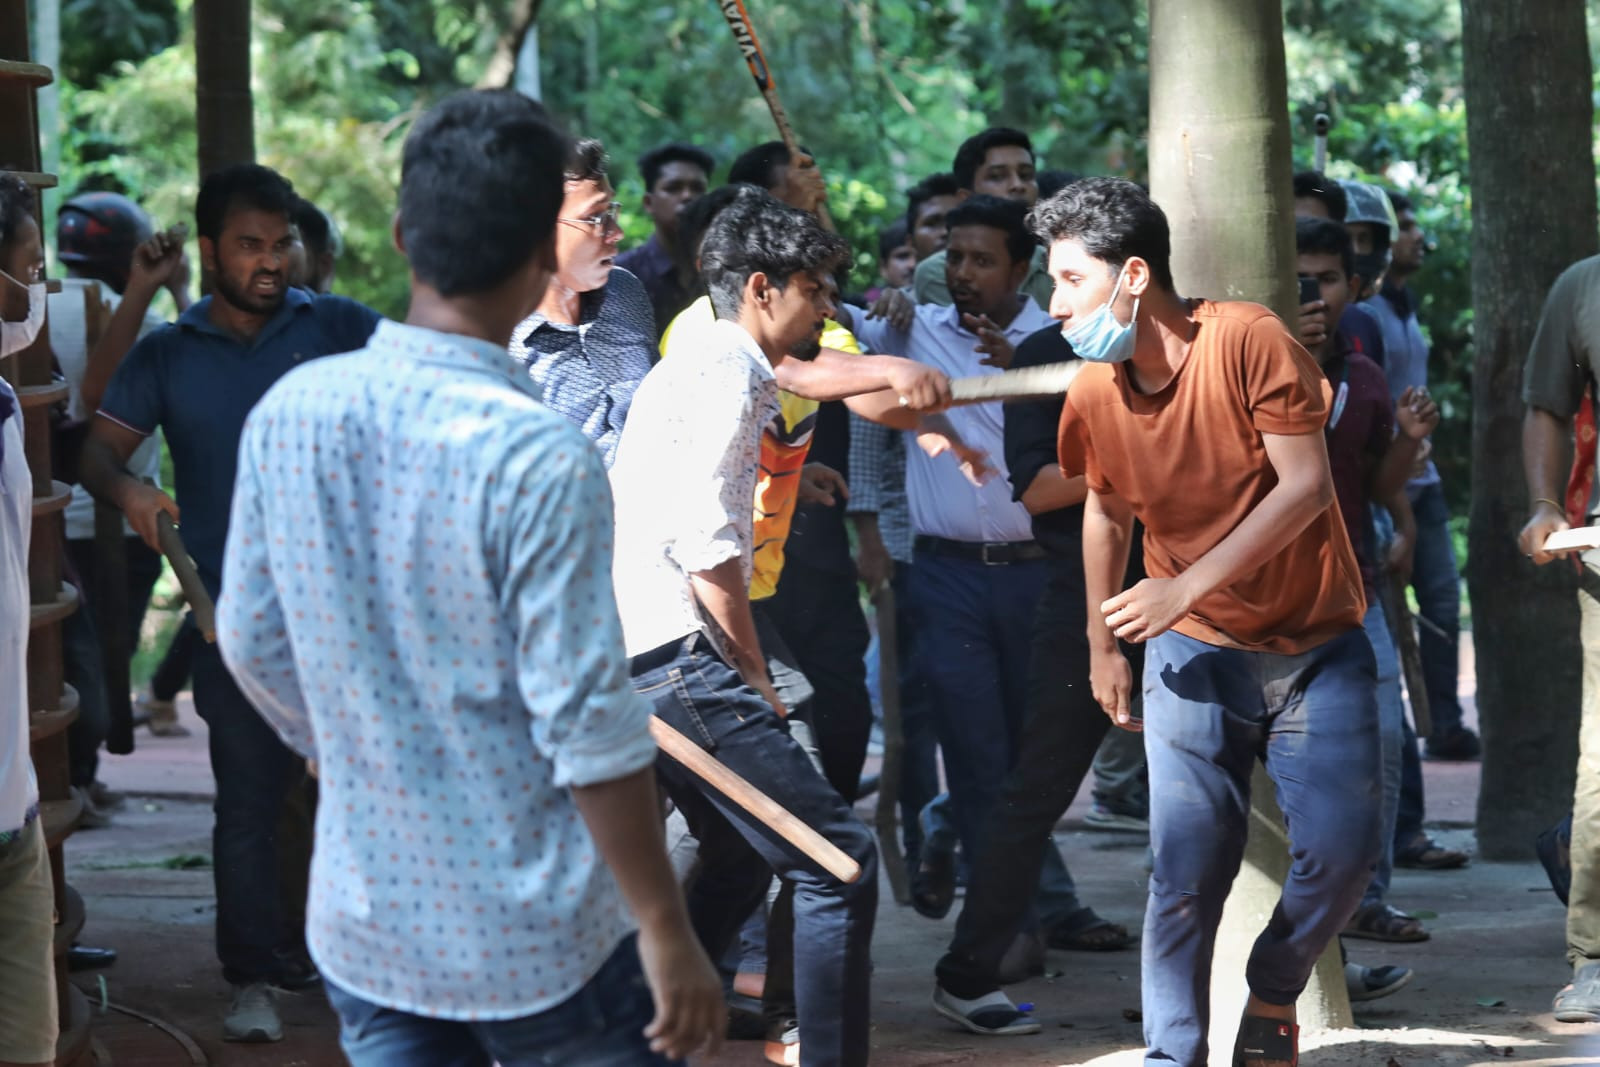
[509,137,657,468]
[81,163,381,1042]
[217,90,723,1067]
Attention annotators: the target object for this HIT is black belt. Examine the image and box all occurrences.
[914,535,1048,565]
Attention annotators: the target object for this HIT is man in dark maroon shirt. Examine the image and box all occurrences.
[1295,216,1440,996]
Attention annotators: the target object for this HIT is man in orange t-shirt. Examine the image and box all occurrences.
[1042,179,1382,1067]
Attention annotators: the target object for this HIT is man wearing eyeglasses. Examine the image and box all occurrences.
[510,137,656,468]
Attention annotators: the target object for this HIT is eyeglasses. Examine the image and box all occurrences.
[558,203,621,235]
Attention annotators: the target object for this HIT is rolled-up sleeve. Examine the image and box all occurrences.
[501,429,655,788]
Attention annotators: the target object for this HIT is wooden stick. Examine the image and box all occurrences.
[948,359,1086,406]
[648,716,862,884]
[1379,570,1432,739]
[717,0,836,232]
[871,582,910,906]
[153,512,217,643]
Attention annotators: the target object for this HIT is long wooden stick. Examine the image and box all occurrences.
[716,0,836,231]
[1379,571,1432,739]
[871,583,909,905]
[153,512,216,643]
[649,717,862,884]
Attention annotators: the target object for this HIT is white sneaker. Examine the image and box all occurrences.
[223,982,282,1042]
[1345,962,1413,1003]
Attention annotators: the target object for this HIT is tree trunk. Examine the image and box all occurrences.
[474,0,546,91]
[194,0,254,179]
[1460,0,1594,859]
[1148,0,1350,1053]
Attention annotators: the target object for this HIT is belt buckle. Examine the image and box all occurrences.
[981,542,1005,566]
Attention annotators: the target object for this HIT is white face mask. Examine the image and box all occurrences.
[0,282,45,358]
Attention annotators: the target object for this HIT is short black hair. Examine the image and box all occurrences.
[291,197,335,259]
[904,171,959,233]
[946,195,1035,265]
[399,89,569,297]
[1036,169,1082,201]
[1293,170,1347,222]
[877,218,909,261]
[638,142,714,192]
[1295,215,1354,281]
[1028,177,1175,291]
[1386,189,1413,215]
[195,163,296,243]
[674,183,748,281]
[700,186,848,319]
[726,140,809,191]
[565,137,609,183]
[0,172,35,251]
[952,127,1033,191]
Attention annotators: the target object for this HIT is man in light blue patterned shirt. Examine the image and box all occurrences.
[217,90,722,1067]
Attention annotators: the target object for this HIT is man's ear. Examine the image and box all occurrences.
[391,212,406,256]
[536,234,559,274]
[746,269,772,311]
[198,235,219,276]
[956,188,972,202]
[642,191,656,213]
[1345,274,1360,301]
[1007,253,1030,291]
[1123,256,1152,298]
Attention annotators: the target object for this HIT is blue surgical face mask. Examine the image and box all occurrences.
[1063,269,1139,364]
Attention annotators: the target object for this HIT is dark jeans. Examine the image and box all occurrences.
[936,558,1145,997]
[152,614,201,702]
[906,553,1046,868]
[191,642,302,986]
[764,561,874,801]
[1407,481,1466,738]
[325,933,679,1067]
[1140,627,1382,1066]
[632,633,878,1067]
[63,536,163,784]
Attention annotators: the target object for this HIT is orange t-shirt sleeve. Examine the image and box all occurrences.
[1057,390,1109,493]
[1241,311,1330,436]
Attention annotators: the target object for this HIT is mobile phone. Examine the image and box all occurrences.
[1298,275,1320,306]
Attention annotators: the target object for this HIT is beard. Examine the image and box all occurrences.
[214,265,287,316]
[787,324,824,361]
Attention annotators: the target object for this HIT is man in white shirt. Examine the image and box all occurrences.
[217,89,722,1065]
[852,195,1078,957]
[610,186,878,1067]
[0,170,57,1067]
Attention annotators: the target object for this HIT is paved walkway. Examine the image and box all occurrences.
[67,635,1600,1065]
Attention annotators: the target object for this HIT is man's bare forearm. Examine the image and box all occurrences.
[572,766,694,932]
[1022,466,1087,515]
[1176,456,1331,606]
[1084,491,1134,653]
[81,283,159,414]
[778,349,924,403]
[80,431,141,509]
[1523,406,1573,507]
[687,558,768,685]
[1371,433,1424,505]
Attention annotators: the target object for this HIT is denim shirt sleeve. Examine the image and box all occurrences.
[216,407,316,757]
[498,428,655,789]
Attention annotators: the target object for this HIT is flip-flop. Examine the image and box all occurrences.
[1233,1014,1298,1066]
[1342,902,1429,942]
[1393,835,1469,870]
[1047,916,1134,952]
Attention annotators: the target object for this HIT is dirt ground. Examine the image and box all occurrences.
[74,650,1600,1067]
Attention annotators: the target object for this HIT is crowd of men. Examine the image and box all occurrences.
[0,82,1594,1067]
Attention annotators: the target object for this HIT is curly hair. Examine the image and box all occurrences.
[699,186,848,319]
[1028,177,1174,292]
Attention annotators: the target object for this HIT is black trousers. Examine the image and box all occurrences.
[762,561,874,802]
[935,556,1146,997]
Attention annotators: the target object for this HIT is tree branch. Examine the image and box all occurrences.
[475,0,546,90]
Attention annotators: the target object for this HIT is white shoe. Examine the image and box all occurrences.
[223,982,282,1042]
[931,985,1041,1035]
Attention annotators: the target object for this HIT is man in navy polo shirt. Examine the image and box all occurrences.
[81,163,379,1043]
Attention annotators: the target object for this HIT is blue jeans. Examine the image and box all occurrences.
[325,933,677,1066]
[1141,628,1382,1066]
[1361,600,1405,907]
[891,565,941,869]
[191,642,301,986]
[1407,481,1466,738]
[632,633,877,1067]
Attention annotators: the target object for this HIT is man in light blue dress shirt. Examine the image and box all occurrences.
[218,90,722,1067]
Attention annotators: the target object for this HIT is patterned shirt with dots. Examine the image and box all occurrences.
[217,319,656,1021]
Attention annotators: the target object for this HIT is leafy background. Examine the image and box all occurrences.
[38,0,1600,534]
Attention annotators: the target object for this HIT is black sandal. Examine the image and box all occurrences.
[910,845,956,919]
[1233,1014,1298,1066]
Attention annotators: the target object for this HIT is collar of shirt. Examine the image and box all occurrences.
[928,294,1055,345]
[518,284,608,340]
[369,319,539,398]
[178,286,315,350]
